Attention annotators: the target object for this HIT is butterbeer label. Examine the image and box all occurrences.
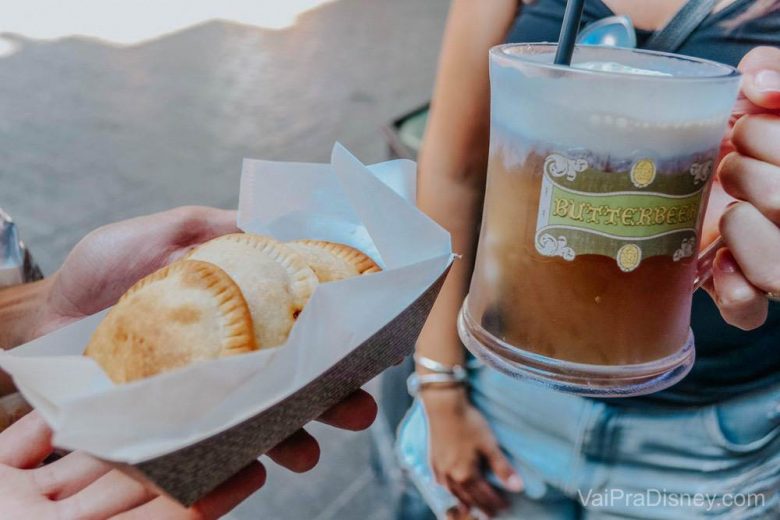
[535,152,713,271]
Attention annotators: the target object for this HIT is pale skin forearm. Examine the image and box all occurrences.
[416,0,517,370]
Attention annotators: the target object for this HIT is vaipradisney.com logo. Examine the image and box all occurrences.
[577,488,766,512]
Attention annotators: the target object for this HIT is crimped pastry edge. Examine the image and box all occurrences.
[290,239,381,274]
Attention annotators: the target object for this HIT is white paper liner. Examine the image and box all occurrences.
[0,143,452,464]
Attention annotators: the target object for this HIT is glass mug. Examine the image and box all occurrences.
[458,44,741,396]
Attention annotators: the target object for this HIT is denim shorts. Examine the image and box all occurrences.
[396,365,780,519]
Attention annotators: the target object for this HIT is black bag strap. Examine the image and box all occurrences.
[643,0,719,52]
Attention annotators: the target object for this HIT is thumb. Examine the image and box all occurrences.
[481,442,523,493]
[738,46,780,110]
[197,208,240,239]
[165,206,239,241]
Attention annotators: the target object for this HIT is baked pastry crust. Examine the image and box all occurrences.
[187,234,318,348]
[287,240,380,282]
[84,260,256,383]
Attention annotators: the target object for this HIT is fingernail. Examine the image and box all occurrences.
[716,251,738,274]
[754,70,780,93]
[506,474,524,492]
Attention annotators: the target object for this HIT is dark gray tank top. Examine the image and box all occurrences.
[504,0,780,405]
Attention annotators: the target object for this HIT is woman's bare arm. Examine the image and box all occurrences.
[415,3,524,514]
[416,0,517,368]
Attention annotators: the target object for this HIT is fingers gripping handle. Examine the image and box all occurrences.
[693,236,724,290]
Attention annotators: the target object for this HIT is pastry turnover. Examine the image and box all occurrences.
[85,260,256,383]
[187,234,318,349]
[287,240,380,282]
[85,233,379,383]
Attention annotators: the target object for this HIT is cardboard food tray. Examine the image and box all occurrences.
[134,267,447,505]
[0,144,453,505]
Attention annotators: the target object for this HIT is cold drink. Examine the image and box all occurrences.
[459,44,741,395]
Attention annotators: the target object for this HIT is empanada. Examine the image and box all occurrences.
[85,260,256,383]
[287,240,380,282]
[187,234,318,348]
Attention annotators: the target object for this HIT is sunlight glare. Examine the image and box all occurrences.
[0,0,339,45]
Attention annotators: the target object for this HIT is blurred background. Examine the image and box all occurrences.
[0,0,449,518]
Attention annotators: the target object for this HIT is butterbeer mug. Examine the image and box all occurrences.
[458,44,741,396]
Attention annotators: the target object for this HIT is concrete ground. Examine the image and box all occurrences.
[0,0,449,518]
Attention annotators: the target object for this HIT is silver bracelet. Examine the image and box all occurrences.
[413,354,467,381]
[408,355,471,396]
[406,372,467,396]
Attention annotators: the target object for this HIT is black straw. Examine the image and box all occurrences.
[554,0,586,65]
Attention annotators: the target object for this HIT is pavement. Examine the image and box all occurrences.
[0,0,449,518]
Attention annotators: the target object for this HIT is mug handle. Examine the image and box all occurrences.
[693,235,724,290]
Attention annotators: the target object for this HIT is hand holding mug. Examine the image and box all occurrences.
[707,46,780,330]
